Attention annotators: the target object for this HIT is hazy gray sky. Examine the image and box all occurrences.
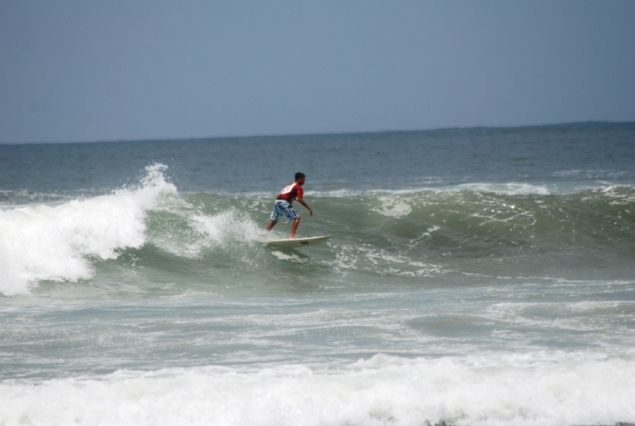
[1,0,634,143]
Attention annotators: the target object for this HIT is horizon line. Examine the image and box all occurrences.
[1,119,633,147]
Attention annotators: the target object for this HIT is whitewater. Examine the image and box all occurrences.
[1,123,634,426]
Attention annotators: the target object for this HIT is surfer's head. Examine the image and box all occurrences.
[295,172,306,185]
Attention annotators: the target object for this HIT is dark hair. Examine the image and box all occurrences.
[295,172,306,181]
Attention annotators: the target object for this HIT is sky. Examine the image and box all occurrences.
[1,0,634,144]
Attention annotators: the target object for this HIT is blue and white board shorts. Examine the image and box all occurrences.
[270,199,299,222]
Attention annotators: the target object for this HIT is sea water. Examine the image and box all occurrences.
[1,123,634,425]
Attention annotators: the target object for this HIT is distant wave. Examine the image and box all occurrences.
[306,181,635,198]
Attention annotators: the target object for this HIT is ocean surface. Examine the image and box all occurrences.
[1,122,635,426]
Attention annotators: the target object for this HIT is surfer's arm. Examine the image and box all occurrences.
[297,199,313,216]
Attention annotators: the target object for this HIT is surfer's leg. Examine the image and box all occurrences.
[290,217,301,239]
[267,202,281,231]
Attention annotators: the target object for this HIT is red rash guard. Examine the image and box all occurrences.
[276,182,303,204]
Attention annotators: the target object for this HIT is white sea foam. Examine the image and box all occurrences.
[308,182,635,199]
[374,195,413,218]
[1,353,634,426]
[191,210,263,246]
[153,209,265,258]
[455,182,551,195]
[0,164,176,295]
[552,169,630,179]
[270,250,308,263]
[309,183,554,197]
[594,184,635,203]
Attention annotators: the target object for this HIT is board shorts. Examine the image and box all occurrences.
[270,199,299,222]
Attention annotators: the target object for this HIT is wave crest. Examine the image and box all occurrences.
[0,164,176,295]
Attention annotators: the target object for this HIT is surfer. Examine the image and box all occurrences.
[266,172,313,239]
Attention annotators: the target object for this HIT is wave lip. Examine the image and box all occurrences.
[0,164,176,296]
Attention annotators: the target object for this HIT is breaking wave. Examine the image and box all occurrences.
[0,164,177,295]
[1,164,634,296]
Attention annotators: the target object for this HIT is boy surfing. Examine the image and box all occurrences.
[266,172,313,239]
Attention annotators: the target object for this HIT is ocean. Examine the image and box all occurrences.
[1,122,634,426]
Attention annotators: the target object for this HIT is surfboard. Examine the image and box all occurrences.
[264,235,330,248]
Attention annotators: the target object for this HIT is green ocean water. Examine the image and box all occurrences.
[1,123,634,426]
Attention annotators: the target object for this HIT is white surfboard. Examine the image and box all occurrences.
[264,235,330,248]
